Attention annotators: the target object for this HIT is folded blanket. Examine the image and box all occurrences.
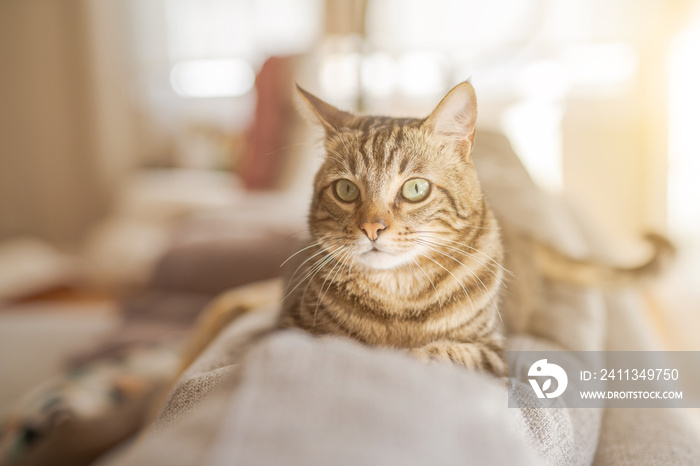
[112,323,540,466]
[109,295,700,466]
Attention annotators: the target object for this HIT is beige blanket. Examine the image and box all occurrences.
[104,132,700,466]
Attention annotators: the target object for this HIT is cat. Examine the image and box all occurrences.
[278,82,508,373]
[174,81,674,380]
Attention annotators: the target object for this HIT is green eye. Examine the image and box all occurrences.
[402,178,430,202]
[335,179,359,202]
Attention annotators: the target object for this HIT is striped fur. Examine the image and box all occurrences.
[280,82,507,374]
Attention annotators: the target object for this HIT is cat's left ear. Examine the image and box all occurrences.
[295,84,354,132]
[422,81,477,151]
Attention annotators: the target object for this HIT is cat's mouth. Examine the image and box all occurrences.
[356,245,413,270]
[364,245,391,255]
[357,243,395,261]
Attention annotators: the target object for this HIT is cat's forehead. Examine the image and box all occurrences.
[323,118,433,184]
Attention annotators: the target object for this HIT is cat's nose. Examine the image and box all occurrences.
[360,222,387,241]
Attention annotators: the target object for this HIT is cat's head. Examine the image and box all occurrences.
[298,82,486,271]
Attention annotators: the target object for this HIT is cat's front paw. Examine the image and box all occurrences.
[408,344,453,363]
[407,346,438,364]
[408,341,506,375]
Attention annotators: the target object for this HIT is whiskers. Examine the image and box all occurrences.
[411,257,442,314]
[409,234,509,323]
[280,237,356,328]
[313,248,353,326]
[415,231,513,278]
[280,241,322,267]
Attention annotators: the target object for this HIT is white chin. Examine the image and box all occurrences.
[356,250,411,270]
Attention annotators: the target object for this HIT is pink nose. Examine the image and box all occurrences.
[360,222,387,241]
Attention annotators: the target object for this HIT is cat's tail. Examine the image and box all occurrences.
[535,233,676,288]
[143,278,283,429]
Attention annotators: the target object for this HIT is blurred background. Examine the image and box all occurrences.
[1,0,699,415]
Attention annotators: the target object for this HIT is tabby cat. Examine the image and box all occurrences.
[176,81,672,380]
[279,82,507,373]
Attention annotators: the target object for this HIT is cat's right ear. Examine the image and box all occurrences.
[295,84,354,132]
[422,81,477,152]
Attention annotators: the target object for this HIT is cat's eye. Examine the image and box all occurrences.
[402,178,430,202]
[335,179,360,202]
